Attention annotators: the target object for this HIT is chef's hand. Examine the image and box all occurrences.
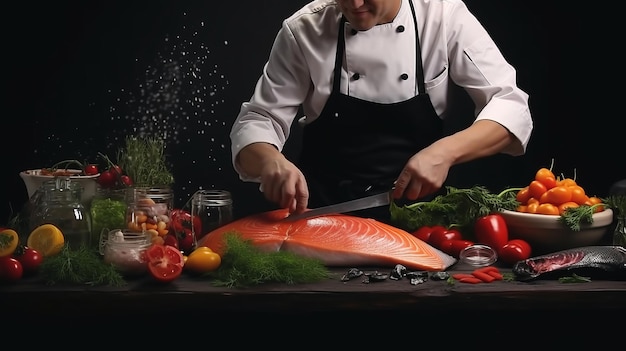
[392,147,452,201]
[259,157,309,214]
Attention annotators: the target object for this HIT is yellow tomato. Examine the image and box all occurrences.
[184,248,221,274]
[0,229,19,257]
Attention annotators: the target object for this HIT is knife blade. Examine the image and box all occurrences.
[283,189,392,221]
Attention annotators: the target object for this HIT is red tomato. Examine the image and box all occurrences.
[474,214,509,252]
[120,175,133,186]
[177,230,195,254]
[163,234,179,250]
[411,226,433,242]
[170,209,202,240]
[428,226,462,250]
[440,239,475,258]
[145,244,184,283]
[499,239,532,265]
[0,257,23,282]
[84,164,99,176]
[98,169,116,188]
[12,246,43,275]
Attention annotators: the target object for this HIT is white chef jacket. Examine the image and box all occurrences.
[230,0,533,182]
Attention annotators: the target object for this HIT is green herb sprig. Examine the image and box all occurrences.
[39,245,126,287]
[558,195,626,231]
[390,185,520,231]
[116,136,175,187]
[207,232,331,288]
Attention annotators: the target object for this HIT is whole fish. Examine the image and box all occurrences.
[512,246,626,281]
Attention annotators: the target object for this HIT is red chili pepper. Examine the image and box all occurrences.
[474,213,509,253]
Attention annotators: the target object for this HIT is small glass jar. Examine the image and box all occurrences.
[89,187,130,250]
[99,229,151,276]
[190,189,233,243]
[126,186,173,238]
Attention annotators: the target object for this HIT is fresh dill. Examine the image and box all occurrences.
[39,245,126,287]
[390,185,520,232]
[558,195,626,231]
[207,232,331,288]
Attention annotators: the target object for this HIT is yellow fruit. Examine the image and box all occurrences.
[184,248,221,274]
[27,224,65,257]
[0,229,19,257]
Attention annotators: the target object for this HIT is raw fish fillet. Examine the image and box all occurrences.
[196,209,456,271]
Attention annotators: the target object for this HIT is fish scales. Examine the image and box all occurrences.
[197,209,457,271]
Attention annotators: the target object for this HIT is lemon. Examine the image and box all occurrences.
[27,224,65,257]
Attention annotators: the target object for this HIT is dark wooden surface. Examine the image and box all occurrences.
[3,262,625,318]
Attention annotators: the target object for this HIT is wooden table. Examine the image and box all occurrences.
[3,262,624,331]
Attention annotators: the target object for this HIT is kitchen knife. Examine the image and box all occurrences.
[283,189,392,221]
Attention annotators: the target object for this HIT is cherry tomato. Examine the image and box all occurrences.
[98,169,116,188]
[411,226,433,242]
[0,257,23,282]
[120,175,133,186]
[440,239,475,258]
[516,186,531,205]
[528,180,547,200]
[84,164,99,176]
[535,203,560,215]
[163,234,179,249]
[474,214,509,252]
[12,246,43,275]
[543,186,572,205]
[499,239,532,265]
[568,185,588,205]
[558,201,579,215]
[428,226,462,250]
[145,244,184,283]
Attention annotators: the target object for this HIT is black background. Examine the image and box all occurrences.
[2,1,622,224]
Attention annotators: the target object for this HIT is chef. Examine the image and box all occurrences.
[229,0,533,223]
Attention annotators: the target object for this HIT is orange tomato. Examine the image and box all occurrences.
[558,178,577,187]
[587,196,604,212]
[529,180,547,200]
[569,185,589,205]
[516,186,531,205]
[543,186,572,205]
[526,202,539,214]
[535,203,560,215]
[558,201,579,215]
[535,167,556,186]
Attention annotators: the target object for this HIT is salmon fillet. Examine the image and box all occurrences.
[197,209,456,271]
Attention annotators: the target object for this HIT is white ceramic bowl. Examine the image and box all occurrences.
[20,169,100,203]
[499,209,614,252]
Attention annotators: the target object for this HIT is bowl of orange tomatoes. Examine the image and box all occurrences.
[499,208,613,252]
[499,165,614,253]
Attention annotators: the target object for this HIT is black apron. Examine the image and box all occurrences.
[299,1,443,223]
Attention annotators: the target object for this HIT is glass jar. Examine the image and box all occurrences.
[89,187,130,250]
[29,177,91,250]
[190,189,233,243]
[99,229,151,276]
[126,186,174,238]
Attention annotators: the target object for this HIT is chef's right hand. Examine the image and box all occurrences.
[259,157,309,215]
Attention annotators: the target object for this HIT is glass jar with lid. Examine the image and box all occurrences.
[99,229,151,276]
